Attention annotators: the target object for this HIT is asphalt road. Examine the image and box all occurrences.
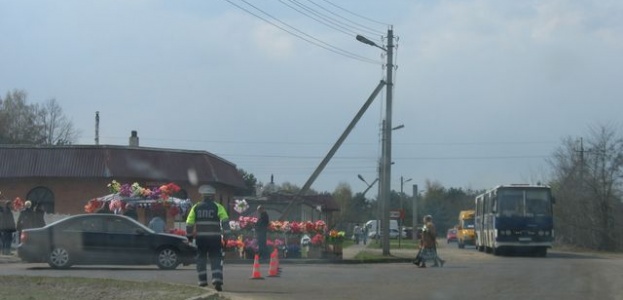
[1,245,622,300]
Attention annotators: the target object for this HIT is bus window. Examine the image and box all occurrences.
[526,190,551,216]
[499,190,524,217]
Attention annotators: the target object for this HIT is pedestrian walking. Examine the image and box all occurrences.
[414,215,445,268]
[353,224,362,244]
[186,185,231,291]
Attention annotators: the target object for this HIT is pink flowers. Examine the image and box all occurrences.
[229,218,326,235]
[109,199,123,211]
[107,180,181,200]
[12,197,25,212]
[237,216,258,230]
[311,234,324,246]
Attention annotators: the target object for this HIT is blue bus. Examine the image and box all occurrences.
[475,184,554,256]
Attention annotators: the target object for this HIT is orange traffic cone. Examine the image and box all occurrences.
[267,249,280,277]
[250,254,264,280]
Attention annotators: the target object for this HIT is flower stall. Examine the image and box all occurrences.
[218,198,347,260]
[325,229,346,259]
[84,180,192,235]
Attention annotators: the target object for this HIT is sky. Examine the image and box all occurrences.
[2,0,622,196]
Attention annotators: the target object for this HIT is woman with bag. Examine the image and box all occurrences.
[414,215,445,268]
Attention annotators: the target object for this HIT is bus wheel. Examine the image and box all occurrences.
[535,247,547,257]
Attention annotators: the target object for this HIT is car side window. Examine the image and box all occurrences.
[107,218,138,234]
[65,218,105,233]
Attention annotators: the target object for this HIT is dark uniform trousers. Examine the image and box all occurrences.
[196,235,224,286]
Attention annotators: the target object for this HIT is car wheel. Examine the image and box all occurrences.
[48,246,72,269]
[156,247,180,270]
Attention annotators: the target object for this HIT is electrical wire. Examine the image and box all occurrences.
[284,0,383,39]
[319,0,391,27]
[224,0,381,65]
[306,0,386,36]
[279,0,359,37]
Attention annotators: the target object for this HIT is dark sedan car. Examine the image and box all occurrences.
[18,214,196,269]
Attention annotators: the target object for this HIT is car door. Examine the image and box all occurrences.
[63,216,108,264]
[104,216,152,264]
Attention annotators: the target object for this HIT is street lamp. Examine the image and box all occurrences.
[399,176,412,248]
[358,174,378,198]
[356,28,395,256]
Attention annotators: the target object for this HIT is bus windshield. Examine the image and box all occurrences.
[498,189,551,217]
[463,218,475,228]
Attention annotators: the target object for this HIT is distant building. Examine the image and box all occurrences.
[0,132,246,215]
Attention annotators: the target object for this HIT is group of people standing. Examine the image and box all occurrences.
[353,223,369,245]
[0,200,46,255]
[0,201,17,255]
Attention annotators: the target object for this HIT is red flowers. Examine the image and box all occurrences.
[84,199,103,213]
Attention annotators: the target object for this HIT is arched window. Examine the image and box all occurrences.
[26,186,55,213]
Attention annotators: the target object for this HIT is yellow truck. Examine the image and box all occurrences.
[457,210,476,249]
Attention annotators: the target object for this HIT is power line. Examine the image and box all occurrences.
[306,0,386,36]
[278,0,359,37]
[282,0,383,38]
[319,0,391,27]
[223,0,381,65]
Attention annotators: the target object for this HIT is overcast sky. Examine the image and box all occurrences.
[2,0,622,196]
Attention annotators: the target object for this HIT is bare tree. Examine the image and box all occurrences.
[549,124,623,250]
[36,98,80,145]
[0,90,79,145]
[0,90,44,144]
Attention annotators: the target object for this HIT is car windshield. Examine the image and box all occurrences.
[463,219,475,228]
[498,189,552,217]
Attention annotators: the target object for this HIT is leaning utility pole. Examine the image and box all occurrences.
[279,81,386,221]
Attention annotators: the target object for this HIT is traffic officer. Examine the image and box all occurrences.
[186,184,231,291]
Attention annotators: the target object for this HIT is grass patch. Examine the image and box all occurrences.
[0,275,228,300]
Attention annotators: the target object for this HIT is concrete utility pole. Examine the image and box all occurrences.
[412,184,418,242]
[355,27,395,255]
[399,176,411,248]
[381,27,395,256]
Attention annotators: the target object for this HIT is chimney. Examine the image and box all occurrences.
[95,111,100,145]
[129,130,139,147]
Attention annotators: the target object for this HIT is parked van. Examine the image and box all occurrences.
[365,219,399,238]
[457,210,476,248]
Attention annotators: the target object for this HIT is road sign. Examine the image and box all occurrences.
[390,210,400,218]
